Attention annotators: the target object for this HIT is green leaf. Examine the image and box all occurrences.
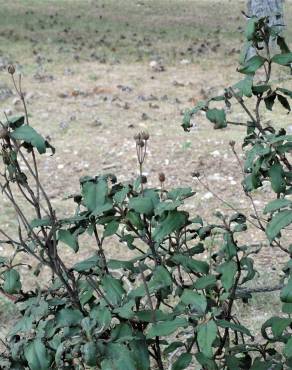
[264,92,277,111]
[91,306,112,329]
[277,94,291,113]
[277,87,292,98]
[103,220,119,237]
[102,275,125,306]
[217,320,252,337]
[282,302,292,314]
[24,339,51,370]
[206,108,227,129]
[102,343,137,370]
[171,254,209,274]
[135,309,173,323]
[164,342,185,355]
[218,261,237,291]
[146,317,189,339]
[284,337,292,358]
[56,308,83,327]
[250,358,274,370]
[149,266,172,290]
[272,52,292,66]
[233,77,253,97]
[130,265,173,299]
[172,353,192,370]
[194,274,217,290]
[266,210,292,242]
[10,126,46,154]
[262,317,291,340]
[277,36,290,54]
[280,277,292,303]
[223,232,237,259]
[3,269,21,294]
[7,116,25,129]
[167,187,195,201]
[197,320,217,358]
[180,289,207,315]
[107,259,135,271]
[240,257,256,285]
[130,338,150,370]
[252,84,270,95]
[82,179,109,213]
[129,196,154,216]
[30,217,52,228]
[182,101,207,132]
[238,55,266,75]
[126,211,144,230]
[153,211,187,242]
[73,254,99,272]
[196,352,218,370]
[114,300,135,319]
[155,200,182,216]
[9,316,34,336]
[244,143,270,172]
[263,199,292,214]
[113,185,129,204]
[58,229,78,252]
[82,342,97,367]
[245,17,257,41]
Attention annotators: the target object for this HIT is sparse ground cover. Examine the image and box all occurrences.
[0,0,291,360]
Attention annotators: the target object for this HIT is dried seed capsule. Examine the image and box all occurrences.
[136,139,144,147]
[192,171,200,178]
[134,133,141,141]
[141,175,147,184]
[141,131,150,140]
[229,140,236,148]
[8,65,15,75]
[158,172,166,183]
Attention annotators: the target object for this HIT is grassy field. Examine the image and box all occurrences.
[0,0,291,361]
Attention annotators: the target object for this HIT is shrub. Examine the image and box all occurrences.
[0,16,291,370]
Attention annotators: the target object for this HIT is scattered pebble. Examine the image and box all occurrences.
[202,192,214,200]
[211,150,220,157]
[180,59,190,65]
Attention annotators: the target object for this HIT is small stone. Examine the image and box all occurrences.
[12,98,21,106]
[4,108,12,116]
[202,192,213,200]
[117,84,133,93]
[172,80,185,87]
[149,102,159,109]
[59,121,69,130]
[92,118,102,127]
[141,113,149,121]
[180,59,190,65]
[211,150,220,157]
[149,60,165,72]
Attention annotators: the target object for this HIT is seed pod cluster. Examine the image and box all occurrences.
[134,131,150,147]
